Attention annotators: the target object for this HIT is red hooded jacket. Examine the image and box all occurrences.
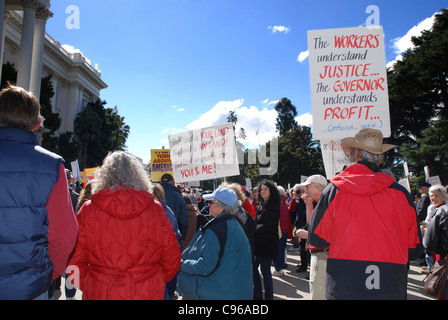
[309,162,421,300]
[68,188,181,300]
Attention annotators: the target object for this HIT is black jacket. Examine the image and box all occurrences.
[253,201,280,259]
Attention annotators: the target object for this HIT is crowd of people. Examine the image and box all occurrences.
[1,85,448,300]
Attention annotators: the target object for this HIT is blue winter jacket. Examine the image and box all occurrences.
[0,127,63,299]
[162,182,188,238]
[178,212,253,300]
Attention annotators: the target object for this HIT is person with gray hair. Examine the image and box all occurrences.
[68,151,181,300]
[422,184,448,299]
[309,128,422,300]
[178,187,253,300]
[295,175,328,300]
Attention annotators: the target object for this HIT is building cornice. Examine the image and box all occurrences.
[5,10,107,91]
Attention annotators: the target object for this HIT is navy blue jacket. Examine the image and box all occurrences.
[0,127,63,299]
[162,182,188,239]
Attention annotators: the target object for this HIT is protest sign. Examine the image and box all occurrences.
[80,167,99,184]
[321,139,352,179]
[168,123,240,183]
[151,149,173,182]
[70,160,81,181]
[308,26,391,140]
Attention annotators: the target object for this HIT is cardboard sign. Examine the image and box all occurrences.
[308,26,391,140]
[320,139,352,179]
[151,149,173,182]
[168,123,240,183]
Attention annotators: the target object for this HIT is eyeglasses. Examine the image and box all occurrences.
[294,190,301,194]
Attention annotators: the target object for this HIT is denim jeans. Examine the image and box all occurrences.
[253,255,273,300]
[274,233,288,271]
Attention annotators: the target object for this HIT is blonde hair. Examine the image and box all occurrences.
[77,180,94,206]
[151,183,166,201]
[92,151,152,194]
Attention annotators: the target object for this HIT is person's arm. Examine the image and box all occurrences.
[288,198,297,212]
[180,230,220,276]
[46,164,78,279]
[308,184,338,249]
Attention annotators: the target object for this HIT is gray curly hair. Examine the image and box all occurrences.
[92,151,152,194]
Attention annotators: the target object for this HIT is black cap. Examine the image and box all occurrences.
[419,181,431,188]
[161,173,174,182]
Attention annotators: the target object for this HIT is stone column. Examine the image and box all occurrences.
[0,0,5,81]
[66,81,80,132]
[16,0,36,91]
[29,5,52,99]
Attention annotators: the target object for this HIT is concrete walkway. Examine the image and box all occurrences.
[56,242,435,301]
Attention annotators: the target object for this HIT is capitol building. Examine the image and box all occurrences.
[1,0,107,133]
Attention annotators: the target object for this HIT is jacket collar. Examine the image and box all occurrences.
[0,127,39,145]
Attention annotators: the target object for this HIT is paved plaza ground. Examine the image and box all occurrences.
[56,242,435,301]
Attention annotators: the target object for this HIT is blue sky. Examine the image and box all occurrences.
[45,0,448,163]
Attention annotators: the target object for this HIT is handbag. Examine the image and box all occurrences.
[423,258,448,298]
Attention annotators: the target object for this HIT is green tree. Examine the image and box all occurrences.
[401,117,448,185]
[275,97,298,136]
[387,9,448,185]
[1,62,17,88]
[39,75,62,152]
[74,102,102,169]
[272,125,324,187]
[74,99,130,169]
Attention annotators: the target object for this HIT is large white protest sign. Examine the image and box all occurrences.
[308,26,391,140]
[168,123,240,183]
[320,139,352,179]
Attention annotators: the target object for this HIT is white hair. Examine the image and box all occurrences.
[277,186,286,196]
[429,185,447,199]
[214,200,239,216]
[92,151,152,194]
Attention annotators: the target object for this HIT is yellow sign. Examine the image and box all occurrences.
[151,149,173,182]
[80,167,99,184]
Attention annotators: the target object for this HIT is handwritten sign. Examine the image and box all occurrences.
[168,123,240,183]
[308,26,391,140]
[151,149,173,182]
[320,139,352,179]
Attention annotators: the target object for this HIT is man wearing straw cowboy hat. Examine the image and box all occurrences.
[309,128,422,300]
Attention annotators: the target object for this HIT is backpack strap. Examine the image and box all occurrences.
[200,213,235,276]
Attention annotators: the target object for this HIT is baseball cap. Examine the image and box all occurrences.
[299,175,328,188]
[202,187,238,207]
[161,174,174,182]
[419,181,431,188]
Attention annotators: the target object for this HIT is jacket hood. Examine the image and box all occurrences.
[92,188,155,220]
[331,162,395,197]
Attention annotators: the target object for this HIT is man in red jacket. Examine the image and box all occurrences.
[309,128,422,300]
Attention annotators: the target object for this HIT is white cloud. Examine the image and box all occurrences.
[261,98,279,106]
[185,99,314,149]
[268,25,291,34]
[297,50,309,63]
[388,12,438,68]
[186,99,278,148]
[186,100,245,131]
[171,105,186,112]
[162,127,177,133]
[295,112,313,127]
[160,137,169,145]
[392,15,436,54]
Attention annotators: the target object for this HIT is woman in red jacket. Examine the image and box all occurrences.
[68,151,181,300]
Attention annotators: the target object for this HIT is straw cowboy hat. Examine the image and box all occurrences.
[341,128,396,157]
